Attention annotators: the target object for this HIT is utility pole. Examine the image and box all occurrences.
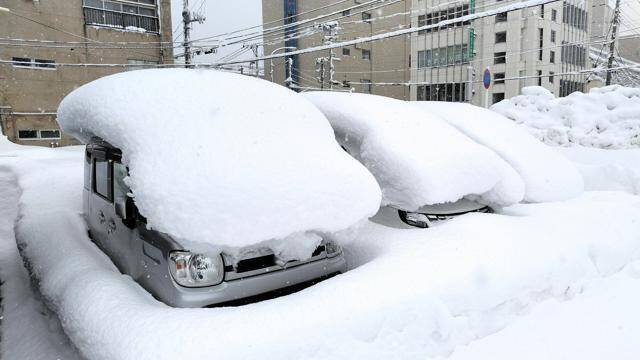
[606,0,621,85]
[182,0,205,68]
[315,21,341,90]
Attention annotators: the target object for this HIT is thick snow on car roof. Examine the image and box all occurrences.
[413,101,584,203]
[304,92,525,210]
[57,69,381,256]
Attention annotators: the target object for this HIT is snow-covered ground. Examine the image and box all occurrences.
[447,261,640,360]
[2,134,640,359]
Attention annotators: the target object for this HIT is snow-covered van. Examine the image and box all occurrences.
[58,69,381,307]
[304,92,526,228]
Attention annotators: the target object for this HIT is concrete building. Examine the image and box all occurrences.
[411,0,592,106]
[261,0,411,100]
[0,0,173,146]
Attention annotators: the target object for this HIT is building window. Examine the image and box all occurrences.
[550,50,555,63]
[18,129,61,140]
[495,31,507,43]
[18,130,38,139]
[562,2,588,31]
[560,79,584,96]
[416,4,470,34]
[362,49,371,60]
[82,0,159,33]
[492,93,505,104]
[561,42,587,66]
[35,59,56,69]
[551,30,556,43]
[494,52,506,64]
[538,28,544,60]
[12,57,56,69]
[417,83,467,102]
[361,79,372,94]
[537,70,543,86]
[362,12,372,22]
[342,48,350,56]
[11,57,32,67]
[496,12,508,22]
[549,71,555,84]
[551,9,557,21]
[494,72,505,84]
[127,59,158,71]
[342,9,350,16]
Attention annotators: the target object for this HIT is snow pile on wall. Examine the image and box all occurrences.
[491,85,640,149]
[57,69,381,258]
[304,92,524,210]
[413,102,584,203]
[6,147,640,360]
[557,146,640,195]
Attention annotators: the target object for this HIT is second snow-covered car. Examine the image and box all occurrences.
[304,92,525,228]
[58,69,381,307]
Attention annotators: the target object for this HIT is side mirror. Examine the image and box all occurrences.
[115,196,137,229]
[115,199,127,219]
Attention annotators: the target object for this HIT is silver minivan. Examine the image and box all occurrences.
[83,137,346,308]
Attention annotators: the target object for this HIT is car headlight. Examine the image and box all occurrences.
[325,241,342,257]
[169,251,224,287]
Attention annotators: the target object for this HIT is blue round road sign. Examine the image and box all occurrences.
[483,68,491,89]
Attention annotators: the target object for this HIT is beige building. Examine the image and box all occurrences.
[411,0,592,106]
[262,0,411,100]
[0,0,173,146]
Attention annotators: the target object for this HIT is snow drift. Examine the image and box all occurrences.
[557,146,640,195]
[303,92,524,210]
[491,85,640,149]
[57,69,381,256]
[413,101,584,203]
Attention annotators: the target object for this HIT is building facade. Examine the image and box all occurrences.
[411,0,592,106]
[0,0,173,146]
[262,0,412,100]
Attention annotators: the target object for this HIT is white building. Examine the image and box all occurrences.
[410,0,592,106]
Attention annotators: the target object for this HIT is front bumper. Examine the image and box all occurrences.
[166,254,347,308]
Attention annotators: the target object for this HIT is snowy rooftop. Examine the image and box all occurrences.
[57,69,381,255]
[304,92,525,210]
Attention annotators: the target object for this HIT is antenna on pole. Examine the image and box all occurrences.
[606,0,621,85]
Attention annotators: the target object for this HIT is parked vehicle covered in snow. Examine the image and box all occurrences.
[59,69,381,307]
[304,92,524,228]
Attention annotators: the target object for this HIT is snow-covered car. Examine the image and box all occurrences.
[58,69,381,307]
[304,92,525,228]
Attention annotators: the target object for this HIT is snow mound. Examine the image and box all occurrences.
[557,146,640,195]
[303,92,524,210]
[57,69,381,256]
[492,85,640,149]
[413,102,584,203]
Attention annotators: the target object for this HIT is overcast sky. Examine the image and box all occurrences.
[170,0,263,64]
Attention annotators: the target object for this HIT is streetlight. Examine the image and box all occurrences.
[270,46,297,83]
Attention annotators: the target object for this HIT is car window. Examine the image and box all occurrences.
[94,158,111,200]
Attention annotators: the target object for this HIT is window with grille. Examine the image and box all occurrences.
[82,0,159,33]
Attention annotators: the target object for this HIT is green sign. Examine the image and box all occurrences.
[468,28,475,59]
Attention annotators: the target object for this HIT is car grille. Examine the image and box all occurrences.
[223,245,327,280]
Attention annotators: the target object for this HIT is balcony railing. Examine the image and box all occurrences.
[83,7,159,33]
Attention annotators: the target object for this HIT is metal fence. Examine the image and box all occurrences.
[83,7,158,33]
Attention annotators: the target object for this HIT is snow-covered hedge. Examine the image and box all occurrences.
[304,92,525,210]
[492,85,640,149]
[57,69,381,259]
[413,102,584,203]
